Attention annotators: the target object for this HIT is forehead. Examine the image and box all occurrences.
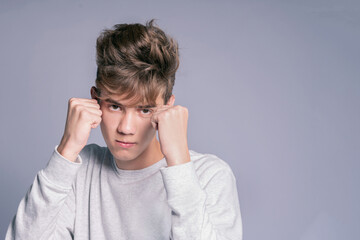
[102,91,164,107]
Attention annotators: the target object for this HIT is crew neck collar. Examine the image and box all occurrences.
[108,148,167,181]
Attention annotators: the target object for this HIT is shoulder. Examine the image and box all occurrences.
[189,150,236,183]
[79,143,107,165]
[75,144,109,184]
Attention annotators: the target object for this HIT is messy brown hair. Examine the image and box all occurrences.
[95,19,179,105]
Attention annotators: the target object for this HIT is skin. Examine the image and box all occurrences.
[58,86,190,170]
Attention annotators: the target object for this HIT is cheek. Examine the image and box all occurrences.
[100,112,118,132]
[138,121,156,139]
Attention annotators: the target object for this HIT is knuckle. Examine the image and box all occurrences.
[78,108,90,119]
[69,97,77,104]
[78,109,86,117]
[69,98,79,107]
[73,104,82,112]
[180,105,187,111]
[163,111,170,118]
[177,105,186,113]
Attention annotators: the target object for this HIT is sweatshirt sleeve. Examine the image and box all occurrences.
[160,160,243,240]
[5,146,83,240]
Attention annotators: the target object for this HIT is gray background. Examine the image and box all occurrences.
[0,0,359,239]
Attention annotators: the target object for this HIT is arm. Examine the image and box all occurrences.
[152,99,242,238]
[5,146,82,240]
[6,96,102,239]
[160,160,243,240]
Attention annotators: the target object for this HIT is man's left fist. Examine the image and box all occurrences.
[151,105,191,166]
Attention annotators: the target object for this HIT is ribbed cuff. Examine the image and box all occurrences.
[41,145,83,189]
[160,161,203,203]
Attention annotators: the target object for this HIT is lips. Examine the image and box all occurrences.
[115,140,136,148]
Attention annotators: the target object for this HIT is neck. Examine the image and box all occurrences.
[114,136,164,170]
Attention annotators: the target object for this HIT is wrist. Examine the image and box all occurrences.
[165,149,191,167]
[57,139,81,162]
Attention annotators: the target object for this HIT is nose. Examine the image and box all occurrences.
[117,110,136,135]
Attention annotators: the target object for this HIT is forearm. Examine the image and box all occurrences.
[5,146,82,240]
[160,161,243,240]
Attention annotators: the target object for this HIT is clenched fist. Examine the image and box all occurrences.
[57,98,102,162]
[151,105,191,167]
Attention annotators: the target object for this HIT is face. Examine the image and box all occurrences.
[91,87,169,170]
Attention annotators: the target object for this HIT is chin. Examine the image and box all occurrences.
[110,146,139,162]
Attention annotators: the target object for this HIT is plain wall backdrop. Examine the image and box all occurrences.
[0,0,359,239]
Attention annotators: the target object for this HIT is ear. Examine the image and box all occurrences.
[166,95,175,106]
[90,86,97,100]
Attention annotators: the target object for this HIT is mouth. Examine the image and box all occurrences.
[115,140,137,148]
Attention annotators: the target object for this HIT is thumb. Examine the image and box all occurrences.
[90,117,102,129]
[150,115,158,130]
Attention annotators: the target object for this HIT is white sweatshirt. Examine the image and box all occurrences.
[6,144,243,240]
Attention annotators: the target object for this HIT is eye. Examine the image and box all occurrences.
[139,108,153,115]
[109,104,122,111]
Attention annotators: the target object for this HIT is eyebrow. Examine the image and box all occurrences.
[103,98,124,107]
[103,98,157,108]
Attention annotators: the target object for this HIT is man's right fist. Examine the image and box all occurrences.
[57,98,102,162]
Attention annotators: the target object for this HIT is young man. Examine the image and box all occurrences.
[6,20,243,239]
